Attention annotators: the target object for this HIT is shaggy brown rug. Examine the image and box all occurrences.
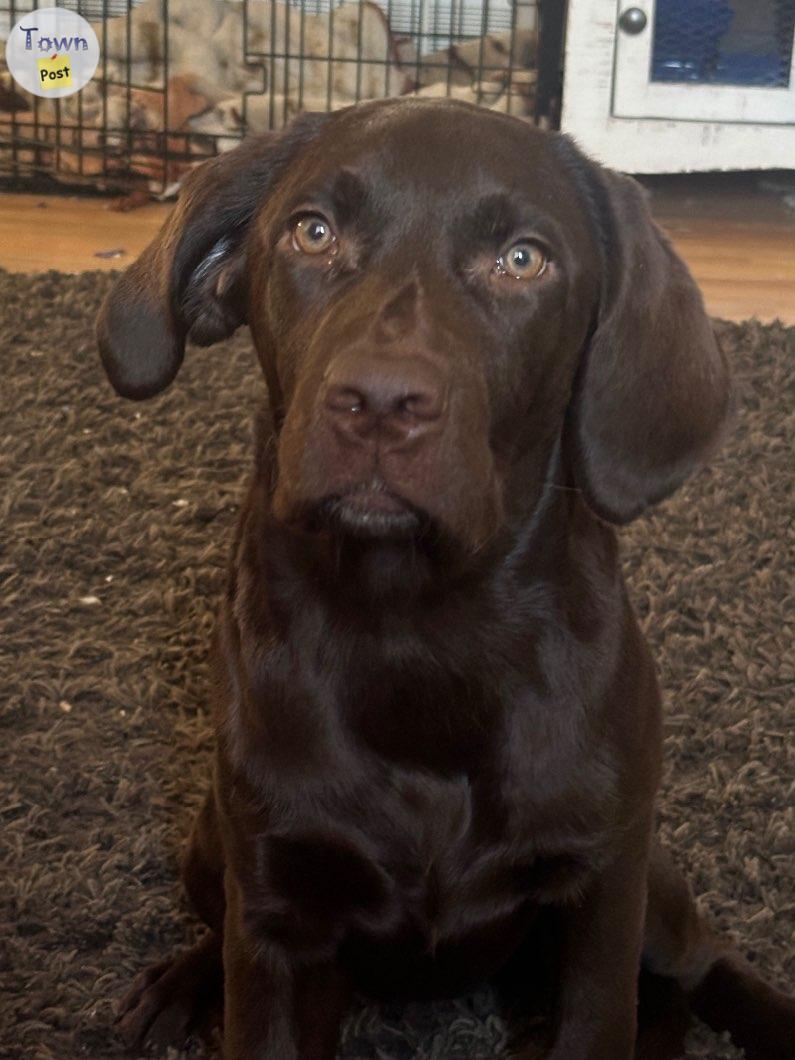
[0,269,792,1060]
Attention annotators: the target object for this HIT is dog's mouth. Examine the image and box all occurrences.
[309,481,429,539]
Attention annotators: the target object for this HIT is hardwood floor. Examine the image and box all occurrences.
[0,193,171,275]
[1,171,794,323]
[643,171,795,324]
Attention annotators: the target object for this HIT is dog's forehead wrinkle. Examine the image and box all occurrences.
[326,167,370,222]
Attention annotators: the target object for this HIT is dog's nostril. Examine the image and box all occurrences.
[324,360,447,444]
[398,392,442,421]
[326,385,366,416]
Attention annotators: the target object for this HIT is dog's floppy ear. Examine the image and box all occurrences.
[96,113,328,400]
[564,148,732,524]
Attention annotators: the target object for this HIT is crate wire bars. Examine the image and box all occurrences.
[0,0,554,193]
[3,2,795,193]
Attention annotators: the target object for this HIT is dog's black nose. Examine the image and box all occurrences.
[324,355,446,449]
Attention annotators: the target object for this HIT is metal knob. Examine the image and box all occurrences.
[619,7,648,35]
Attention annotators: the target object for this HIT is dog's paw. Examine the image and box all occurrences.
[115,934,222,1051]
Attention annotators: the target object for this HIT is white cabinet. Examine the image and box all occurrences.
[562,0,795,172]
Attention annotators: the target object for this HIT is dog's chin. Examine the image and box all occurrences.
[307,487,431,540]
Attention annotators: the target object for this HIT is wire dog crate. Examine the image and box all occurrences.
[0,0,563,194]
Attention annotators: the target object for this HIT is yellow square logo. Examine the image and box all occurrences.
[37,54,72,90]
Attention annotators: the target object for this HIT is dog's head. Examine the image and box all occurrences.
[97,100,730,553]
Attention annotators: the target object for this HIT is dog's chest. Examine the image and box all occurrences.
[374,753,610,923]
[335,670,615,922]
[342,650,502,776]
[249,747,613,977]
[235,615,619,970]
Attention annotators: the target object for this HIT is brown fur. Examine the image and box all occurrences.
[97,100,794,1059]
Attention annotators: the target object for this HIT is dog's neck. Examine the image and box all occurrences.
[238,477,610,631]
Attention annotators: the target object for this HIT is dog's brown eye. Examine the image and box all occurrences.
[498,241,547,280]
[292,215,335,256]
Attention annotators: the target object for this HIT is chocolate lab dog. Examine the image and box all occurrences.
[97,99,794,1058]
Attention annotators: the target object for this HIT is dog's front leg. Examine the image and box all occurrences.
[222,873,349,1059]
[540,831,650,1060]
